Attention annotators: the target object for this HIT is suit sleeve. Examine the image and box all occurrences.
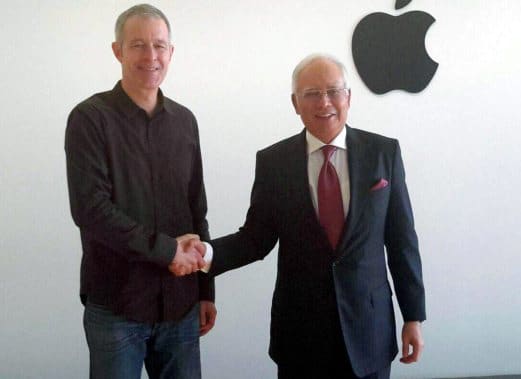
[65,106,177,266]
[385,141,426,322]
[209,151,279,276]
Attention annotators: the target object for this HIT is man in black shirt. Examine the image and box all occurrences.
[65,4,216,378]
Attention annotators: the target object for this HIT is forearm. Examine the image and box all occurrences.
[68,173,177,265]
[209,221,278,277]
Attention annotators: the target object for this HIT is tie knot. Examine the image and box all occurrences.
[322,145,337,161]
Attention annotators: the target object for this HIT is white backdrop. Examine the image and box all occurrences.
[1,1,521,378]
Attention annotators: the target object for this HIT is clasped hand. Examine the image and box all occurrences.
[168,234,207,276]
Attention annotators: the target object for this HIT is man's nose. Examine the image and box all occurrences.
[317,92,332,107]
[143,45,157,60]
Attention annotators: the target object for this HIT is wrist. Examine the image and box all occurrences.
[200,242,213,273]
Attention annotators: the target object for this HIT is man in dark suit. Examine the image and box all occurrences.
[176,53,425,378]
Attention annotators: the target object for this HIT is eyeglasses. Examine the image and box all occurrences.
[297,88,350,102]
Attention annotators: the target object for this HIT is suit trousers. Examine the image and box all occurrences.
[277,362,390,379]
[276,323,391,379]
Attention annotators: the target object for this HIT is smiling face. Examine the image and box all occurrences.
[112,15,173,98]
[291,58,350,143]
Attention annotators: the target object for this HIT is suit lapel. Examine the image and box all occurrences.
[337,126,375,253]
[287,130,332,245]
[288,130,319,219]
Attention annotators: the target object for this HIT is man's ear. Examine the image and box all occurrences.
[112,42,122,63]
[169,44,174,62]
[291,94,300,115]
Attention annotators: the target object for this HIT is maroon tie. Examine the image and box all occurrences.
[318,145,344,249]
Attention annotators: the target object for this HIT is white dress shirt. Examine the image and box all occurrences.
[306,127,350,218]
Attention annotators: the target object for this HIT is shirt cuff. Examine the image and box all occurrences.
[200,242,213,273]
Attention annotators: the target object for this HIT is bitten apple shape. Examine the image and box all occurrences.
[352,11,438,94]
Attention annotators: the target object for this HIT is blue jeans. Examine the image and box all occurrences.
[83,302,201,379]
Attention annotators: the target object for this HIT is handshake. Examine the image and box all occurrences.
[168,234,208,276]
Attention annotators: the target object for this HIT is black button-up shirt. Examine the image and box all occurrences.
[65,82,214,323]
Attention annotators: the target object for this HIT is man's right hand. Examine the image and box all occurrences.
[168,234,205,276]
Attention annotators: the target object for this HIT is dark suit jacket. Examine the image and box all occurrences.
[209,126,425,377]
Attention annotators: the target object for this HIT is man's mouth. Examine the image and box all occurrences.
[316,113,336,119]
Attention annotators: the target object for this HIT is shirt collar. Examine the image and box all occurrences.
[306,126,347,155]
[112,81,168,118]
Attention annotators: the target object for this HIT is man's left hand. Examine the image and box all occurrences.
[400,321,424,364]
[199,301,217,336]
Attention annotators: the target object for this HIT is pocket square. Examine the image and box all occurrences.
[370,178,389,191]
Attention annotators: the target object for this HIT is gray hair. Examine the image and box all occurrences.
[291,53,349,94]
[115,4,171,43]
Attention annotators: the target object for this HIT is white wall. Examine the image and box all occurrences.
[1,1,520,378]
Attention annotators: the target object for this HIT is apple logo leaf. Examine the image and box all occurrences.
[352,10,438,94]
[396,0,413,10]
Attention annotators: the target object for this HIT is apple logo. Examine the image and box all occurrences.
[352,0,438,94]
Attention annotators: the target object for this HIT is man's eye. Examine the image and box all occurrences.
[304,91,320,99]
